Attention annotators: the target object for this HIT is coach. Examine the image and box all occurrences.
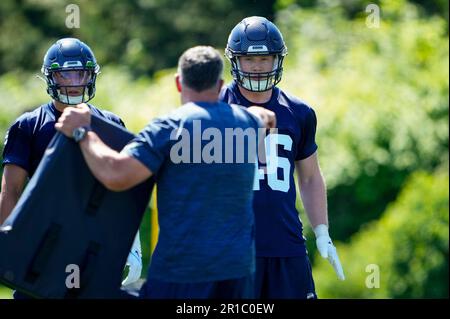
[55,46,276,299]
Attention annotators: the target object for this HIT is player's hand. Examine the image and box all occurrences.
[55,103,91,137]
[314,224,345,280]
[247,106,276,129]
[122,231,143,286]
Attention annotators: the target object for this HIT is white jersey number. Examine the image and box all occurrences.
[254,134,292,192]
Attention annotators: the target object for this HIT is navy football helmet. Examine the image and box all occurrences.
[225,16,287,92]
[41,38,100,105]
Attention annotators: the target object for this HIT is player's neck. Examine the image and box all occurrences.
[53,100,70,113]
[238,86,272,105]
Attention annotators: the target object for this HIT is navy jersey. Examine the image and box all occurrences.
[219,81,318,257]
[2,101,124,177]
[124,101,260,283]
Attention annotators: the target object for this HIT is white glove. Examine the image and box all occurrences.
[314,224,345,280]
[122,231,143,286]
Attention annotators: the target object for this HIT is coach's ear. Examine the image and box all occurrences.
[216,79,224,93]
[175,74,182,93]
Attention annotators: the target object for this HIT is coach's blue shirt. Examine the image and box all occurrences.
[124,101,261,283]
[2,102,124,177]
[220,81,318,257]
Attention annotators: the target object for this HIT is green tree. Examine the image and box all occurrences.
[276,0,448,244]
[0,0,276,76]
[313,170,449,298]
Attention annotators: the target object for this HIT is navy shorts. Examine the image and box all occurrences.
[139,274,254,299]
[255,256,317,299]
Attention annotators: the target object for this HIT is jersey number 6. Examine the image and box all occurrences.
[254,134,292,192]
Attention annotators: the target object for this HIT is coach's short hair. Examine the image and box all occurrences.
[178,46,223,92]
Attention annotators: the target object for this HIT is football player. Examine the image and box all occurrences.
[0,38,142,297]
[220,16,345,299]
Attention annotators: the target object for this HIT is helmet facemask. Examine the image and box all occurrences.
[41,54,100,105]
[229,54,284,92]
[46,69,96,105]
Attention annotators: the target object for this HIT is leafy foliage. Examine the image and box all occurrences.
[277,0,448,244]
[0,0,448,298]
[0,0,275,77]
[313,170,449,298]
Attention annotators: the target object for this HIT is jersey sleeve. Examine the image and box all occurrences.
[235,104,264,129]
[114,117,126,128]
[2,115,32,173]
[122,117,175,174]
[103,111,126,128]
[295,106,318,161]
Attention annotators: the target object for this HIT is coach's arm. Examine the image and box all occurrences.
[55,104,153,192]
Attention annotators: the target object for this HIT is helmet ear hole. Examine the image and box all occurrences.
[87,73,96,98]
[87,83,94,97]
[46,82,59,100]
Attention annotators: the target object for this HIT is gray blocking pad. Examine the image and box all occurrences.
[0,115,154,298]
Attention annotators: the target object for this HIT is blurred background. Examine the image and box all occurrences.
[0,0,448,298]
